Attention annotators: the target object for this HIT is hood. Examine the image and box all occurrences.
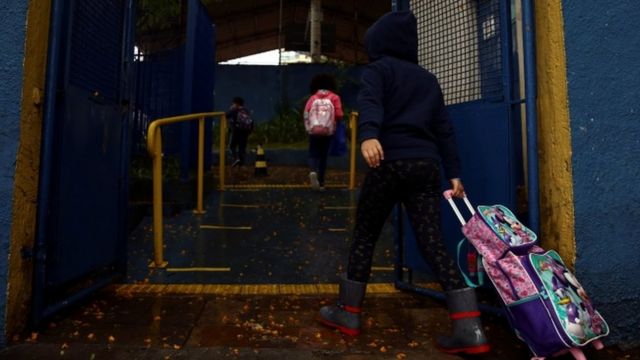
[364,11,418,63]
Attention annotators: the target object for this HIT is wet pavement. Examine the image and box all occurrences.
[127,174,398,285]
[3,290,637,360]
[3,166,638,359]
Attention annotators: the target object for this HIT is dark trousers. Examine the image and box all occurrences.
[347,158,465,291]
[230,130,250,165]
[308,135,332,186]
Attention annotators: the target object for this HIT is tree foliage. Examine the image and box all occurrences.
[136,0,183,34]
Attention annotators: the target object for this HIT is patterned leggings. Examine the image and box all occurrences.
[347,158,465,291]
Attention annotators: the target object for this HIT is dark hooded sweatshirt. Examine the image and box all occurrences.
[357,11,461,180]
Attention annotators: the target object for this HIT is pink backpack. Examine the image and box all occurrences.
[305,93,336,136]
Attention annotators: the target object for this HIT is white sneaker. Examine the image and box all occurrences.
[309,172,320,189]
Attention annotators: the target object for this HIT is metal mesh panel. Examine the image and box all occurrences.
[130,2,215,155]
[411,0,503,104]
[69,0,124,101]
[131,49,185,154]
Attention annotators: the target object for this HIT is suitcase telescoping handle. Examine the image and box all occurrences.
[442,190,476,225]
[443,190,483,288]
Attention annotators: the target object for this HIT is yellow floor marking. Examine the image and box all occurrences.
[166,267,231,272]
[201,225,252,230]
[315,284,339,293]
[328,228,348,232]
[113,283,401,295]
[220,204,263,208]
[372,266,395,271]
[222,183,349,190]
[322,206,356,210]
[163,284,204,294]
[225,184,308,189]
[367,283,400,293]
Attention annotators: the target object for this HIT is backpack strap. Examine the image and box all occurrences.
[457,238,484,288]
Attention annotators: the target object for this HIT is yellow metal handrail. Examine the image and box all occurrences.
[349,111,359,190]
[146,111,354,267]
[146,111,228,268]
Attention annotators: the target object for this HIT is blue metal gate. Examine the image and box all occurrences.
[393,0,526,299]
[130,0,215,172]
[32,0,134,325]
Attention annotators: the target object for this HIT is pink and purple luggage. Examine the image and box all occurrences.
[444,191,609,360]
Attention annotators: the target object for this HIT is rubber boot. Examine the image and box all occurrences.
[437,287,491,354]
[318,275,367,336]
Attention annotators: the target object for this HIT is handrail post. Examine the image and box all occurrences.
[349,112,358,190]
[146,111,226,267]
[151,129,167,268]
[219,113,227,190]
[194,116,205,214]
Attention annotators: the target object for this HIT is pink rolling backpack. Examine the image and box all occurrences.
[444,191,609,360]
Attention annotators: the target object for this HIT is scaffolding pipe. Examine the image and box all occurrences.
[278,0,283,66]
[310,0,322,62]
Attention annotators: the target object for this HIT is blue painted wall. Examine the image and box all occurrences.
[562,0,640,346]
[0,0,29,348]
[214,64,363,121]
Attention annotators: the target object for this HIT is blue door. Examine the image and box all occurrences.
[395,1,523,285]
[33,0,134,324]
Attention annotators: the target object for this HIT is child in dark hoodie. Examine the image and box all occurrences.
[318,11,490,355]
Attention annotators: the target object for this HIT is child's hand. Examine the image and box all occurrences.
[361,139,384,167]
[450,178,465,198]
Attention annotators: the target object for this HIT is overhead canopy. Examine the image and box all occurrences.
[136,0,391,64]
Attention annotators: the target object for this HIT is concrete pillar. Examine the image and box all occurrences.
[310,0,322,63]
